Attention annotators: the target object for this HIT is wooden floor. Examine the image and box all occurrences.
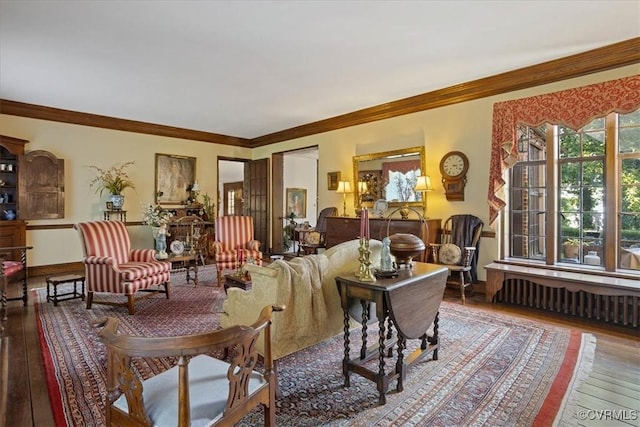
[2,276,639,427]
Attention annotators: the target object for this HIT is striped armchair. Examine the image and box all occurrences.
[74,221,171,315]
[213,216,263,284]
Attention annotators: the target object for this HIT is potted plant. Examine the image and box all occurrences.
[89,161,136,210]
[562,238,583,259]
[202,193,216,221]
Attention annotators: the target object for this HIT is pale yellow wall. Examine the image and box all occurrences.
[1,64,638,277]
[0,116,250,266]
[252,65,640,280]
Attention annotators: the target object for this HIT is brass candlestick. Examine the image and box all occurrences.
[357,238,376,282]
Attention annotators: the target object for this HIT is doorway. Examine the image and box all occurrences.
[271,146,319,254]
[218,159,244,217]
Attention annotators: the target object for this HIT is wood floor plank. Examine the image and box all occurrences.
[25,296,55,427]
[0,337,8,427]
[585,376,640,401]
[589,372,640,394]
[578,382,640,410]
[5,305,33,427]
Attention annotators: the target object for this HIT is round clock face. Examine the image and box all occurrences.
[440,151,469,179]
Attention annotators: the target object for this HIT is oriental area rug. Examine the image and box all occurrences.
[34,267,595,427]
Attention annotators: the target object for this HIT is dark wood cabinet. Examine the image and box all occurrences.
[325,216,441,261]
[0,135,27,260]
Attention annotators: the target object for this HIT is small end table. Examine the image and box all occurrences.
[223,273,252,293]
[46,274,86,306]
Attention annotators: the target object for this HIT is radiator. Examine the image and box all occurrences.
[496,278,640,328]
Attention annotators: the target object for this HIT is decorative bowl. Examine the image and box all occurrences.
[388,233,425,266]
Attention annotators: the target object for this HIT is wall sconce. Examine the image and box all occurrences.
[336,180,352,217]
[414,175,434,218]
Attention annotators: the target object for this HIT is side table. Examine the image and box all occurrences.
[168,254,198,286]
[223,273,252,293]
[335,263,448,405]
[46,274,86,306]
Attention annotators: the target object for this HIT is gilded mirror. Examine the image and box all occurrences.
[353,146,426,208]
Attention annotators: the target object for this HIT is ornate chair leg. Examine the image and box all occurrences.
[459,271,466,305]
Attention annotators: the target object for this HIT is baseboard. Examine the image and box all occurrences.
[28,262,84,278]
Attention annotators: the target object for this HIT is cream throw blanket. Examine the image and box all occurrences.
[269,254,330,341]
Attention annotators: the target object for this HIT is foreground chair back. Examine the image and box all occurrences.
[428,214,483,304]
[99,304,284,426]
[74,220,171,314]
[213,216,263,284]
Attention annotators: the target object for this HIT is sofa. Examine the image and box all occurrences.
[220,239,382,363]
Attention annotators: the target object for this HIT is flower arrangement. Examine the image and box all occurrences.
[141,203,173,227]
[89,161,136,196]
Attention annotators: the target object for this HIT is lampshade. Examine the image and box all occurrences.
[336,181,352,194]
[358,181,368,193]
[414,175,434,192]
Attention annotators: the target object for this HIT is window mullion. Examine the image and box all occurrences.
[546,124,558,265]
[604,113,618,271]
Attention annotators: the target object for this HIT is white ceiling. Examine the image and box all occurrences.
[1,1,639,140]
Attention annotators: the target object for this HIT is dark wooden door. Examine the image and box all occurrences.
[222,181,243,216]
[245,158,269,253]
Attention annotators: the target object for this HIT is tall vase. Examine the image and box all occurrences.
[109,194,125,211]
[152,225,168,259]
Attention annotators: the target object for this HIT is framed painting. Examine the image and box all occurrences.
[155,153,196,205]
[327,171,341,191]
[286,188,307,218]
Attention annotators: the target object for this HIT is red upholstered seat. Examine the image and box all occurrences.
[2,261,23,277]
[74,221,171,315]
[1,245,32,336]
[213,216,263,284]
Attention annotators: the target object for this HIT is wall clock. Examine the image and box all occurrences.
[439,151,469,201]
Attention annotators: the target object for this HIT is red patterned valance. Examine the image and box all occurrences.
[488,75,640,225]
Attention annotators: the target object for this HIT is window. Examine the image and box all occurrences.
[507,109,640,271]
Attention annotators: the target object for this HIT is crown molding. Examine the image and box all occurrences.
[0,100,251,147]
[1,38,638,148]
[250,37,640,147]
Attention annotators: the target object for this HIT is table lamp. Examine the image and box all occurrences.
[336,180,352,217]
[414,175,434,218]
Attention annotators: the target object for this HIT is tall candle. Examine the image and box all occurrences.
[360,210,365,238]
[364,208,370,240]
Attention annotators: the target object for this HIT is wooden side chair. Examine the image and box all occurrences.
[428,215,483,304]
[213,216,263,284]
[167,215,209,265]
[298,206,338,255]
[0,245,32,336]
[74,221,171,315]
[98,304,284,427]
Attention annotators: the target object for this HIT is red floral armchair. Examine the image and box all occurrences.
[74,220,171,315]
[213,216,263,284]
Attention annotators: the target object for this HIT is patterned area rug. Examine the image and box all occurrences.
[35,268,594,426]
